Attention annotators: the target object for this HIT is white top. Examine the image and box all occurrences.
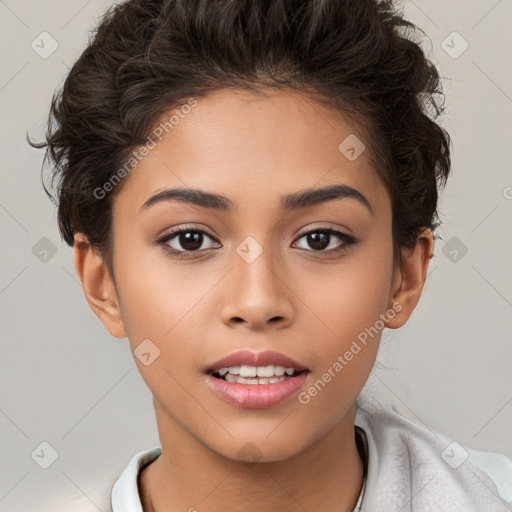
[109,403,512,511]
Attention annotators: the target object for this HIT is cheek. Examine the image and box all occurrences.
[113,242,217,375]
[295,234,393,389]
[299,236,393,342]
[113,232,191,335]
[114,260,203,407]
[294,261,391,431]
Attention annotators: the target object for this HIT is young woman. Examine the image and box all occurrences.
[32,0,512,510]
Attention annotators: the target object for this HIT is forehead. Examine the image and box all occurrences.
[112,87,390,218]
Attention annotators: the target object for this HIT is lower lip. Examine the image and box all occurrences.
[206,372,308,408]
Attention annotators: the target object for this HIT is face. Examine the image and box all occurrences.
[82,87,414,462]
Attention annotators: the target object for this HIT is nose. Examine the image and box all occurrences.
[220,242,295,330]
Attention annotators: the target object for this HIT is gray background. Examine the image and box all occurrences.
[1,0,511,510]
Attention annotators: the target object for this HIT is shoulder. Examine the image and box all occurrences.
[355,402,512,511]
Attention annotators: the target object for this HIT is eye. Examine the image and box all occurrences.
[156,226,220,257]
[293,227,357,254]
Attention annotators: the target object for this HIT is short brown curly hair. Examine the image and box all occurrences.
[30,0,451,278]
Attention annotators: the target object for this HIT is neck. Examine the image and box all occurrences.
[140,401,364,512]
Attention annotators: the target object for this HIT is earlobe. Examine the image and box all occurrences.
[73,233,127,339]
[385,228,433,329]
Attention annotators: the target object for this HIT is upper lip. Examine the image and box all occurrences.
[205,350,309,373]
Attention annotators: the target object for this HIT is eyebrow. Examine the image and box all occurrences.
[139,184,374,215]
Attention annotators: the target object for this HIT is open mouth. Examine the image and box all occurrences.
[205,354,310,408]
[210,365,307,385]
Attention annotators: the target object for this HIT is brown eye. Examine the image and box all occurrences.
[294,228,357,253]
[157,227,220,256]
[172,231,204,251]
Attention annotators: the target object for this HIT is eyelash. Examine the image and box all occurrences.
[156,225,357,260]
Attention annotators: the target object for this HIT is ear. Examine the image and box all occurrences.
[73,233,128,338]
[385,228,433,329]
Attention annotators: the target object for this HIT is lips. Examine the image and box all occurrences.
[204,350,310,408]
[204,349,309,373]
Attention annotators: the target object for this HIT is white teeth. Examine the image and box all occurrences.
[256,365,274,377]
[224,374,289,385]
[274,366,286,376]
[239,365,257,377]
[217,365,297,378]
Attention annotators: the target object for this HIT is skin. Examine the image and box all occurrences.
[74,87,432,512]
